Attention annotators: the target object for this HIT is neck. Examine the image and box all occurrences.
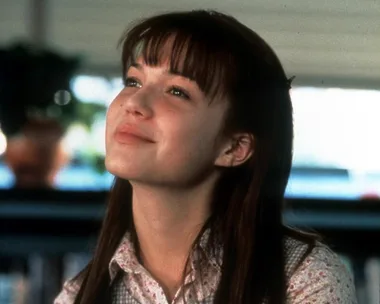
[132,181,214,257]
[130,176,218,300]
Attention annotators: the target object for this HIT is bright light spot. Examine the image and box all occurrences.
[54,90,71,105]
[71,75,111,105]
[107,77,124,105]
[0,129,6,155]
[292,87,380,172]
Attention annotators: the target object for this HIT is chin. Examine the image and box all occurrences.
[105,156,144,181]
[105,157,127,178]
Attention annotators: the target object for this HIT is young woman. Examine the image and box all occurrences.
[55,10,357,304]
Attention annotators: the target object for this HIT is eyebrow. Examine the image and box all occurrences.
[129,62,195,81]
[130,62,143,70]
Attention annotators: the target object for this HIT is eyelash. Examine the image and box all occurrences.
[124,77,191,101]
[168,86,190,100]
[124,77,141,88]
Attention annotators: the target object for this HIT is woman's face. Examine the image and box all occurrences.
[105,56,230,188]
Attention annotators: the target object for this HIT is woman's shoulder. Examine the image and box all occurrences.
[54,278,81,304]
[284,228,357,303]
[54,267,87,304]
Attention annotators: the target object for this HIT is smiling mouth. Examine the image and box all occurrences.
[114,131,155,144]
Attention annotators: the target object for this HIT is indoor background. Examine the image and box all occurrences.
[0,0,379,303]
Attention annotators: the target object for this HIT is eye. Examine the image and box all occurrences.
[168,86,190,100]
[124,77,142,88]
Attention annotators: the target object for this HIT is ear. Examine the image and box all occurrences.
[214,133,254,167]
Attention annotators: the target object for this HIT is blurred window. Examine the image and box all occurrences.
[1,76,380,199]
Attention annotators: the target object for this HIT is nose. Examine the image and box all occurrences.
[121,87,154,119]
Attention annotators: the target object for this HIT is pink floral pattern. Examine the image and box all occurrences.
[55,233,357,304]
[109,231,221,303]
[286,245,357,303]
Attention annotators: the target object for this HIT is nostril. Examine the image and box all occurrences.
[126,108,143,116]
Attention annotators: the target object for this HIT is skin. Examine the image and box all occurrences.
[105,47,253,301]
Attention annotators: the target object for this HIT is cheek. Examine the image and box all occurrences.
[106,100,120,121]
[159,116,220,162]
[105,102,120,141]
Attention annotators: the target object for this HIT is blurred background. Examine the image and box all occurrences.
[0,0,379,303]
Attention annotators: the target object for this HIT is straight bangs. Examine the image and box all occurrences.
[118,12,237,100]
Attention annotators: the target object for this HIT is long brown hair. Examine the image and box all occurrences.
[74,10,296,303]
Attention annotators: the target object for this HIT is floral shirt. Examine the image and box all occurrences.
[55,231,357,304]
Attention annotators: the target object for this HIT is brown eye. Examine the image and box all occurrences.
[169,86,190,100]
[124,77,142,88]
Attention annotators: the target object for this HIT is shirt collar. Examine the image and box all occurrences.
[109,232,143,281]
[108,228,223,281]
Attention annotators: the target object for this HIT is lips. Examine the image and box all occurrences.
[114,123,155,143]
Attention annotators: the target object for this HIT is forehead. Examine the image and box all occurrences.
[129,57,229,111]
[131,37,191,74]
[131,56,194,84]
[124,32,232,100]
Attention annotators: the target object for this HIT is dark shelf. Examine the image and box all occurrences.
[1,189,380,256]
